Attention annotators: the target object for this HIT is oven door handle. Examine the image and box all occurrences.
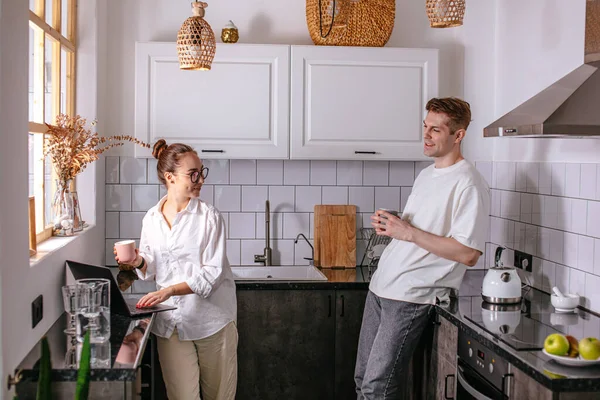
[457,366,494,400]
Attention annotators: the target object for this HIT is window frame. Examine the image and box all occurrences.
[29,0,77,245]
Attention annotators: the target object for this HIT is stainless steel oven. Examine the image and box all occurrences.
[456,331,512,399]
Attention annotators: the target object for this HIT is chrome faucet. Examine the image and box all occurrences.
[254,200,273,266]
[294,233,314,266]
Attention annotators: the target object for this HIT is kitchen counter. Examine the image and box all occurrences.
[235,267,372,290]
[15,311,154,383]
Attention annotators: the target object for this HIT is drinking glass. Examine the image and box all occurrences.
[75,278,111,343]
[62,284,86,335]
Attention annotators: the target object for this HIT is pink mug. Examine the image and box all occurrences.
[115,240,136,264]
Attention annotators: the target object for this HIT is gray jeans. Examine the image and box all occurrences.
[355,291,433,400]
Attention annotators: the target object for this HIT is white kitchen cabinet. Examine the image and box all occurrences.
[290,46,438,160]
[135,43,290,159]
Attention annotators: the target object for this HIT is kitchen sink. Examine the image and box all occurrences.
[230,266,328,281]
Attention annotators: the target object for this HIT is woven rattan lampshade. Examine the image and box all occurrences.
[177,1,216,70]
[426,0,465,28]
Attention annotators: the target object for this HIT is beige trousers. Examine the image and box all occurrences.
[156,322,238,400]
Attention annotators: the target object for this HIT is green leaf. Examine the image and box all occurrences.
[36,336,52,400]
[75,331,91,400]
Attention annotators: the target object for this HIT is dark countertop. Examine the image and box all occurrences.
[16,311,154,382]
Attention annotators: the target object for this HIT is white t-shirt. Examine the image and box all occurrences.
[369,160,490,305]
[136,196,237,340]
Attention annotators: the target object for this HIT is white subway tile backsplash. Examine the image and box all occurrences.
[204,160,230,184]
[273,240,295,265]
[500,191,520,220]
[580,163,597,200]
[230,160,257,185]
[242,186,268,212]
[349,187,375,213]
[222,213,230,238]
[585,274,600,314]
[363,161,389,186]
[310,161,337,186]
[120,158,147,184]
[514,222,526,251]
[516,162,528,192]
[105,212,119,238]
[491,190,501,217]
[538,163,552,195]
[551,163,566,196]
[569,268,585,298]
[389,162,415,186]
[240,240,266,265]
[119,212,145,239]
[105,239,119,266]
[562,233,578,269]
[295,186,322,212]
[132,185,159,212]
[214,186,241,212]
[519,193,532,223]
[200,185,214,205]
[322,186,348,205]
[256,212,283,240]
[269,186,295,212]
[257,160,283,185]
[106,157,120,183]
[541,260,556,293]
[570,199,587,235]
[555,264,569,294]
[284,160,310,185]
[106,185,131,211]
[374,187,401,213]
[587,201,600,238]
[525,225,537,256]
[495,162,516,190]
[537,227,551,260]
[229,213,256,239]
[283,213,310,239]
[147,159,159,184]
[558,198,572,232]
[337,161,363,186]
[565,164,581,198]
[549,230,564,265]
[294,239,314,265]
[525,162,540,193]
[226,240,241,265]
[595,239,600,276]
[415,161,433,179]
[578,236,595,274]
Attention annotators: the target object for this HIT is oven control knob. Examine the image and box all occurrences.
[468,348,473,358]
[489,363,494,373]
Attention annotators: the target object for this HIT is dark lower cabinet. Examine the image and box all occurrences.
[236,290,337,400]
[334,290,368,400]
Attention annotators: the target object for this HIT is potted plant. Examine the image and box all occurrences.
[43,114,149,236]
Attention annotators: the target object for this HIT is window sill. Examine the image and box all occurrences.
[29,224,97,267]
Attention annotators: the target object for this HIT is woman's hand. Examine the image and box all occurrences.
[370,210,415,242]
[136,288,173,308]
[113,246,141,271]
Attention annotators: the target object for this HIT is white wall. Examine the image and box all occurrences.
[101,0,497,161]
[0,0,4,387]
[0,2,104,397]
[492,0,600,163]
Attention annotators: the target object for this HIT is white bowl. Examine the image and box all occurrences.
[551,294,580,311]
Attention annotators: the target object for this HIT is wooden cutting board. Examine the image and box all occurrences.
[314,205,356,268]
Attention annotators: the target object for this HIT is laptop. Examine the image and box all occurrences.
[66,260,177,317]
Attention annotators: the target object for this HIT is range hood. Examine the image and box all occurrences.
[484,0,600,138]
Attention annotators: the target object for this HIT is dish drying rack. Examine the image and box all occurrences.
[359,228,392,267]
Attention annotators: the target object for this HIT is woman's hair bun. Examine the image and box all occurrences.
[152,139,168,159]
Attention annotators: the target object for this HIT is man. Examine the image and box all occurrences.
[355,97,490,399]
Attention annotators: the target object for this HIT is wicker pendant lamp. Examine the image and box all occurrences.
[177,1,216,70]
[426,0,466,28]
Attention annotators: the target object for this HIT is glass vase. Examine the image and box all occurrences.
[52,179,83,236]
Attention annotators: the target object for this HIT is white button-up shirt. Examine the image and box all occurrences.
[135,196,237,340]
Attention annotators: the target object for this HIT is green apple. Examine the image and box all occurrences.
[578,337,600,360]
[544,334,569,356]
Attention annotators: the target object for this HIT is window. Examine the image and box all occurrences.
[28,0,76,244]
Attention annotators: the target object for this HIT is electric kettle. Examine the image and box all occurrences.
[481,247,522,304]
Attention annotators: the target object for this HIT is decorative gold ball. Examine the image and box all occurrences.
[221,28,239,43]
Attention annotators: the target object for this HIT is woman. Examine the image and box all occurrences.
[114,139,237,400]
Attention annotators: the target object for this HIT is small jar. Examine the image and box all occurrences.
[221,20,239,43]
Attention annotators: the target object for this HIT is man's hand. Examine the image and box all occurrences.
[371,209,415,242]
[136,288,173,308]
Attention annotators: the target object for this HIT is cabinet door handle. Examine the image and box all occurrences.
[328,295,332,317]
[354,151,377,155]
[444,374,455,399]
[340,295,345,317]
[201,149,224,153]
[502,373,513,396]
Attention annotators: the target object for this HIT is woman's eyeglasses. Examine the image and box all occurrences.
[175,166,209,184]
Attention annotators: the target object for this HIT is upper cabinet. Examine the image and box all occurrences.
[290,46,438,160]
[135,43,290,159]
[134,43,438,160]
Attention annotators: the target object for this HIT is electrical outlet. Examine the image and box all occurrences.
[32,295,43,328]
[514,250,533,272]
